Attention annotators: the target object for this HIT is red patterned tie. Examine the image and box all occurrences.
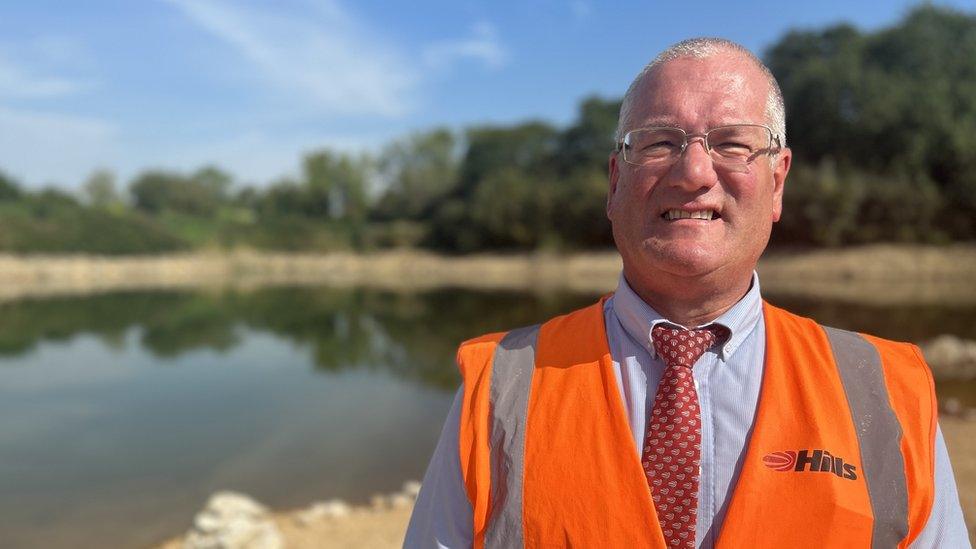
[642,324,729,548]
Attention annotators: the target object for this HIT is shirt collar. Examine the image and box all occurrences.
[611,271,763,362]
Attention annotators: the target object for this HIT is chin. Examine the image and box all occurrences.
[639,239,721,278]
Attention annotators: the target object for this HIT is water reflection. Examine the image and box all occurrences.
[0,288,598,388]
[0,289,972,380]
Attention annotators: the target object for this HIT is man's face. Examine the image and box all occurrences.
[607,53,791,285]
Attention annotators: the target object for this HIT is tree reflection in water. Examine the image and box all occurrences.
[0,288,599,389]
[0,288,974,389]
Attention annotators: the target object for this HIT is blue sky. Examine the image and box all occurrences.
[0,0,972,189]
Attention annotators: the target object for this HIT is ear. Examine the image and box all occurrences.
[607,152,620,219]
[770,147,791,222]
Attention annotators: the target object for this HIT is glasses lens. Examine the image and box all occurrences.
[624,128,685,165]
[706,125,772,162]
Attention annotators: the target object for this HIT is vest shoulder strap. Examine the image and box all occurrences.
[763,302,936,546]
[485,324,539,548]
[822,324,911,547]
[455,299,612,548]
[455,330,507,548]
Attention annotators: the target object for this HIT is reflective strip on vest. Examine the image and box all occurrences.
[485,324,539,548]
[823,326,910,548]
[482,322,912,547]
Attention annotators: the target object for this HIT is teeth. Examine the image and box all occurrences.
[665,209,715,220]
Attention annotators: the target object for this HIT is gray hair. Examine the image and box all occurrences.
[615,37,786,148]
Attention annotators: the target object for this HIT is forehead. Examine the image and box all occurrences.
[628,54,769,130]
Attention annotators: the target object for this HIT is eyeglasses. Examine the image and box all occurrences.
[616,124,781,170]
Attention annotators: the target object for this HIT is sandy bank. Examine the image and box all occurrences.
[0,244,973,304]
[941,417,976,543]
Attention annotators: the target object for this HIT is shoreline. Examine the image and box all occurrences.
[0,244,972,304]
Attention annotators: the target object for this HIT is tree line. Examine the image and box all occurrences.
[0,4,972,254]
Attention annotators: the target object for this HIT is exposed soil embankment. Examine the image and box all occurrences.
[0,244,973,304]
[758,244,976,305]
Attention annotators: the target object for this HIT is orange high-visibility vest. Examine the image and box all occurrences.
[456,298,936,548]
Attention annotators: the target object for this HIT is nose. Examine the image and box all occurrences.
[666,137,719,192]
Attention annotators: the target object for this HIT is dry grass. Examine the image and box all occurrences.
[0,244,974,304]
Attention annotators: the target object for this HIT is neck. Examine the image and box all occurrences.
[623,267,753,327]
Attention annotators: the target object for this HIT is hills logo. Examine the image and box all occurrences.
[762,449,858,480]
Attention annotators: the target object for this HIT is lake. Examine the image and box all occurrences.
[0,285,973,548]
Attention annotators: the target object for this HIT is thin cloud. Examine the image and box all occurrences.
[0,107,117,186]
[570,0,592,22]
[29,35,99,71]
[138,130,379,186]
[423,22,507,71]
[0,53,96,99]
[163,0,418,117]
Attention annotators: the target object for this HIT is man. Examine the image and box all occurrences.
[405,38,969,548]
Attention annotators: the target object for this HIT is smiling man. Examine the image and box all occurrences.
[405,38,969,548]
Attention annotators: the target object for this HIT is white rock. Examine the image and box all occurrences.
[319,499,351,518]
[295,499,351,525]
[401,480,422,499]
[923,336,976,380]
[182,491,283,549]
[370,494,389,511]
[389,493,413,509]
[943,397,963,416]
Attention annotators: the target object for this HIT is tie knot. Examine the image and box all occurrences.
[651,324,729,369]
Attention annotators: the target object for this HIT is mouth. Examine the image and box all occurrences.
[661,209,721,221]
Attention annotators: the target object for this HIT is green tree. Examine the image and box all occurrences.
[554,96,621,175]
[551,168,613,248]
[774,160,946,246]
[82,168,121,209]
[467,167,549,249]
[375,128,458,220]
[766,5,976,240]
[0,170,23,201]
[190,166,233,204]
[427,122,559,251]
[257,177,307,217]
[129,167,233,216]
[130,171,180,214]
[457,121,559,193]
[302,150,370,222]
[775,159,865,246]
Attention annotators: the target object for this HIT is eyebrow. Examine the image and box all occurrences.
[636,116,682,128]
[632,118,757,130]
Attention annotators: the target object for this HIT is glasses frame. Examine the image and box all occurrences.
[615,124,783,167]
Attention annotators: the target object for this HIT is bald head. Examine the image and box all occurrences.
[615,38,786,146]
